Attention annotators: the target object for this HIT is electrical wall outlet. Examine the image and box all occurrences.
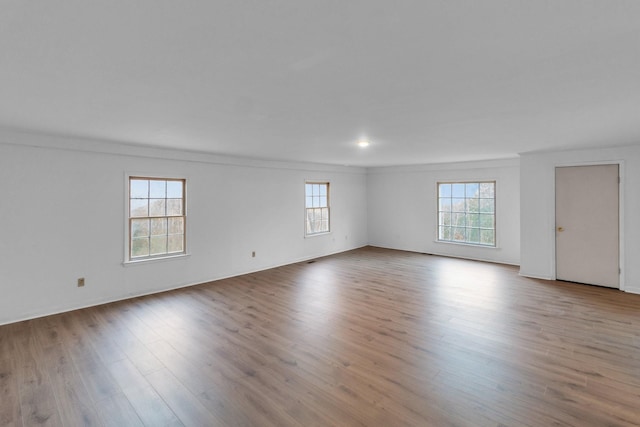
[77,277,85,287]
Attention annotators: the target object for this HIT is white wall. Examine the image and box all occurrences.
[4,128,639,325]
[520,145,640,294]
[0,131,368,325]
[367,158,520,265]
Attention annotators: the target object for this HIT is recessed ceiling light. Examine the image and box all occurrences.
[357,139,370,147]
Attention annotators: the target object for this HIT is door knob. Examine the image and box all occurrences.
[557,226,564,232]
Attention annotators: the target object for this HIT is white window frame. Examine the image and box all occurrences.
[305,181,330,237]
[124,175,187,263]
[437,181,496,247]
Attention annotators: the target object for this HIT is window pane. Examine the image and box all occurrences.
[468,228,480,243]
[168,217,184,234]
[480,214,494,228]
[312,184,319,196]
[305,196,312,208]
[167,181,183,198]
[130,199,148,217]
[306,208,326,234]
[467,198,479,213]
[453,227,466,241]
[131,219,150,238]
[319,196,327,207]
[168,234,184,253]
[452,198,465,211]
[319,184,327,196]
[150,235,167,255]
[452,183,465,197]
[439,184,451,197]
[150,180,166,198]
[467,214,480,227]
[480,183,495,198]
[439,212,451,226]
[439,226,452,240]
[150,218,167,236]
[149,199,166,216]
[131,238,150,258]
[480,198,494,213]
[130,179,148,198]
[451,212,466,226]
[439,198,451,211]
[465,183,479,197]
[167,199,183,216]
[481,229,495,245]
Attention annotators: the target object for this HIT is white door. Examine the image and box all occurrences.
[555,165,619,288]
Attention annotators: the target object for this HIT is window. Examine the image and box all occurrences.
[305,182,330,235]
[438,181,495,246]
[129,177,186,260]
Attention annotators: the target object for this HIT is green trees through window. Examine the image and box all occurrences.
[438,181,495,246]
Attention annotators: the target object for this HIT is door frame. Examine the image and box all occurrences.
[552,160,625,290]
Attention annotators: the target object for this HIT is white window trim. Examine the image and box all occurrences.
[123,173,190,265]
[304,180,331,238]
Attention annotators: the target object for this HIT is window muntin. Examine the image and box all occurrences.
[438,181,495,246]
[305,182,330,235]
[129,177,186,260]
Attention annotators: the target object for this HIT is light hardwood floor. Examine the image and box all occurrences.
[2,246,640,426]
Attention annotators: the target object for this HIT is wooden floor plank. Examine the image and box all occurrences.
[0,357,23,427]
[144,369,226,427]
[2,247,640,426]
[120,385,183,427]
[39,344,101,427]
[93,393,143,427]
[13,324,63,427]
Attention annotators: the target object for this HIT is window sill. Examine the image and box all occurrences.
[434,240,498,249]
[123,253,190,266]
[305,231,331,239]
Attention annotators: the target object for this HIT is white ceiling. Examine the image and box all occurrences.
[2,1,640,167]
